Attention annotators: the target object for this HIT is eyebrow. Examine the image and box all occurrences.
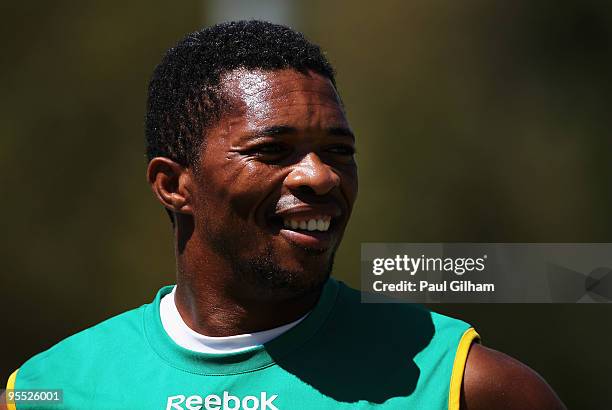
[327,126,355,140]
[246,125,355,141]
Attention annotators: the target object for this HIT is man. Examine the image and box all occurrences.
[4,21,564,410]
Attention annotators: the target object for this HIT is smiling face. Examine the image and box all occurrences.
[190,68,358,297]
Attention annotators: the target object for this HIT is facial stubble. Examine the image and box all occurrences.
[207,224,336,300]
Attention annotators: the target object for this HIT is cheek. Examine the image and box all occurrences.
[203,160,283,222]
[227,163,268,219]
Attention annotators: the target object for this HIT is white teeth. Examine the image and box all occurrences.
[306,219,316,231]
[282,218,332,232]
[317,219,326,231]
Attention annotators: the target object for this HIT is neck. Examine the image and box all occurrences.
[174,224,322,337]
[174,277,321,337]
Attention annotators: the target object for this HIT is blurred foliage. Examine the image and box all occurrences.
[1,1,611,408]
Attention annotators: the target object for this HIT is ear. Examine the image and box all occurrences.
[146,157,193,216]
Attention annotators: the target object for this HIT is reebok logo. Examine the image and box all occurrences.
[166,391,279,410]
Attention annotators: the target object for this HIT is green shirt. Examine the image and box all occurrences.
[7,278,478,409]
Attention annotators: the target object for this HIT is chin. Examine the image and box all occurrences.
[273,272,329,299]
[231,251,335,300]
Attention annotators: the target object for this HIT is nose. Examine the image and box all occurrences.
[285,153,341,195]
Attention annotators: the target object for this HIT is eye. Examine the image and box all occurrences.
[246,142,291,162]
[255,143,287,154]
[327,144,356,156]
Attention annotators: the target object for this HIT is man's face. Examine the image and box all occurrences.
[190,68,357,297]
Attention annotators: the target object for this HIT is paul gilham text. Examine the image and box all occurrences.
[373,280,495,293]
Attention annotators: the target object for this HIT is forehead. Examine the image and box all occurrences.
[217,68,347,129]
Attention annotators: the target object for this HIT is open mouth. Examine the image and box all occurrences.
[282,217,331,232]
[267,213,338,249]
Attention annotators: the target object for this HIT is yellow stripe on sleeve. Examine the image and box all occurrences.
[5,369,18,410]
[448,328,480,410]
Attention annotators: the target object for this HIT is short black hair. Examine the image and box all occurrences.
[145,20,337,166]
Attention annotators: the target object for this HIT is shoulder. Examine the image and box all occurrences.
[336,280,473,336]
[36,304,145,359]
[15,304,147,387]
[461,343,566,410]
[334,280,476,369]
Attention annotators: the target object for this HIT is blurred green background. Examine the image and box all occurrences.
[2,1,611,408]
